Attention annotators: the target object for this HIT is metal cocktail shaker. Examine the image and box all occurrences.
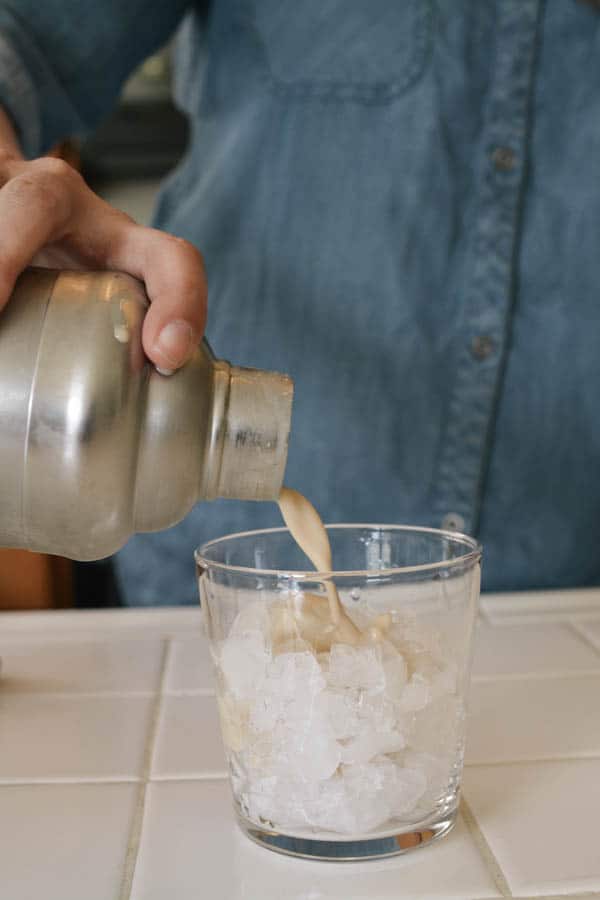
[0,269,293,560]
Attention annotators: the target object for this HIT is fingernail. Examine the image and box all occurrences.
[155,366,174,377]
[154,320,195,368]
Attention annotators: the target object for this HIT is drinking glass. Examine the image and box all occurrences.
[196,525,481,861]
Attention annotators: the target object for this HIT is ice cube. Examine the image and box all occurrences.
[285,713,341,781]
[245,775,327,830]
[229,601,270,639]
[402,749,454,808]
[307,763,392,834]
[217,692,249,752]
[327,643,385,692]
[241,758,426,836]
[322,688,360,739]
[379,760,428,818]
[242,774,280,825]
[429,661,458,698]
[398,673,430,712]
[251,709,341,782]
[248,650,324,732]
[247,687,282,733]
[409,694,464,755]
[267,651,325,707]
[380,640,408,696]
[358,691,397,732]
[340,728,406,765]
[219,630,269,700]
[244,651,339,781]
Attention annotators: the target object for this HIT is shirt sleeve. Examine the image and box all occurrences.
[0,0,192,158]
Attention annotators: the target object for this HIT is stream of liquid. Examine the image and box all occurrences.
[277,487,391,647]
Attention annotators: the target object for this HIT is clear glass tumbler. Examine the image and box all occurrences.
[196,525,481,861]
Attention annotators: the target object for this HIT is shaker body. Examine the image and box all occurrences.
[0,269,150,559]
[0,269,293,560]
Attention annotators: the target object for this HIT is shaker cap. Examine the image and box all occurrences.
[213,365,293,501]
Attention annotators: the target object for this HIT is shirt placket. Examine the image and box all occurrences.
[433,0,541,536]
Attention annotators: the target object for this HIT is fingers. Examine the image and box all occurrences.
[103,223,207,371]
[69,186,207,370]
[0,155,208,372]
[0,157,75,309]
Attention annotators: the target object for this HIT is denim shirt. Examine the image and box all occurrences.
[1,0,599,604]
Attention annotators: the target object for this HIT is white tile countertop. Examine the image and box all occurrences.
[1,589,600,900]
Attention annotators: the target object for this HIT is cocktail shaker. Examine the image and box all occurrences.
[0,268,293,560]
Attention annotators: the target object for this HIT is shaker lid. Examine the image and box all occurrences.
[213,365,293,502]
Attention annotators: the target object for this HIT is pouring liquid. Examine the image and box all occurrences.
[278,487,391,648]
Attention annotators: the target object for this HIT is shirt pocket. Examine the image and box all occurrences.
[246,0,433,103]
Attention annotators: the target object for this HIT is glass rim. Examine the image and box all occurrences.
[195,523,482,580]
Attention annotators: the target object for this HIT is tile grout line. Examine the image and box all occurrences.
[471,668,600,683]
[118,638,172,900]
[478,606,492,624]
[460,798,513,898]
[149,771,228,782]
[567,621,600,658]
[465,753,600,767]
[0,690,157,699]
[0,688,215,699]
[0,776,141,786]
[164,687,215,697]
[486,616,600,627]
[512,894,600,900]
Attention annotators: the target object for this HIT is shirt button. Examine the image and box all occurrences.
[441,513,465,532]
[492,146,516,171]
[471,334,495,360]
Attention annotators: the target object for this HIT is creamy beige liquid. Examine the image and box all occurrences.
[278,487,390,647]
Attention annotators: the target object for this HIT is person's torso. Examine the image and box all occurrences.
[117,0,600,604]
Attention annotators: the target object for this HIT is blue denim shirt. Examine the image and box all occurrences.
[1,0,599,604]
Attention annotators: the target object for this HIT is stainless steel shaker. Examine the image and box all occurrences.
[0,268,293,560]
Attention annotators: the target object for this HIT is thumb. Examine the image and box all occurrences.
[108,224,207,372]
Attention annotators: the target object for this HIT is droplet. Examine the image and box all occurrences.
[113,323,130,343]
[350,588,361,602]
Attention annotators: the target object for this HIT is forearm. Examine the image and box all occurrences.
[0,1,191,157]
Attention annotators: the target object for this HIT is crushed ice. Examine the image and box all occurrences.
[217,599,461,836]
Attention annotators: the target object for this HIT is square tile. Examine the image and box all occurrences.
[463,760,600,895]
[467,674,600,764]
[0,638,164,693]
[164,637,215,693]
[0,781,138,900]
[481,589,600,625]
[151,694,227,779]
[131,780,500,900]
[0,694,153,780]
[471,622,600,679]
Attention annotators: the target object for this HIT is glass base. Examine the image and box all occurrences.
[236,807,458,861]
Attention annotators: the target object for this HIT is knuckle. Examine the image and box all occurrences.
[7,174,46,210]
[33,156,80,202]
[33,155,76,182]
[10,168,71,221]
[166,233,205,273]
[151,232,207,304]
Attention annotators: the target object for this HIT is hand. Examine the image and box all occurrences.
[0,144,207,373]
